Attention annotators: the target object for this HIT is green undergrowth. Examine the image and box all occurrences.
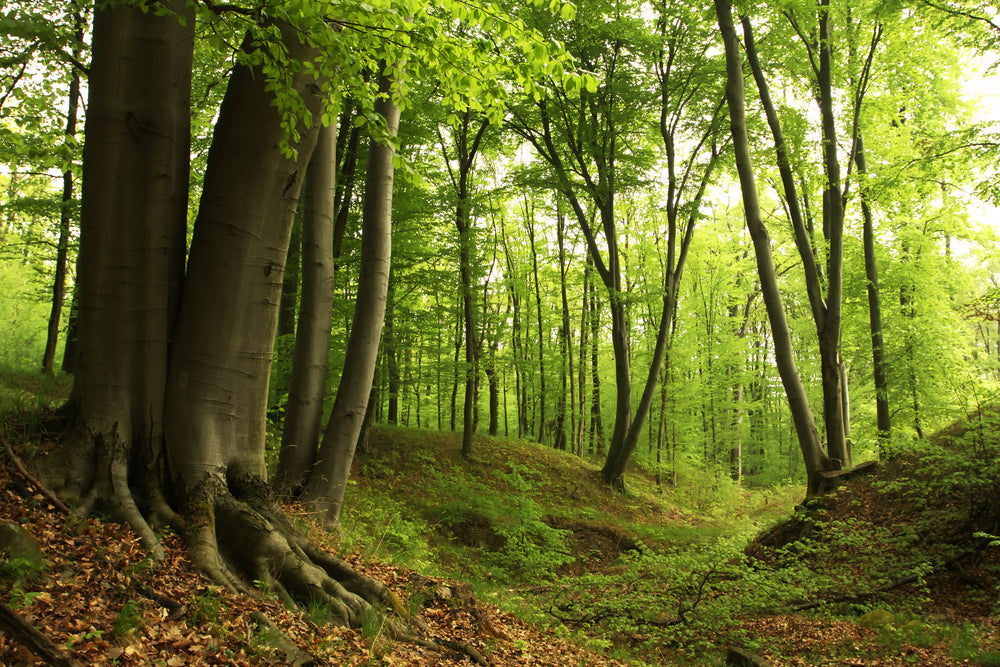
[335,422,1000,665]
[0,367,71,453]
[335,426,806,663]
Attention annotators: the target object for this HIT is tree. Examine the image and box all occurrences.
[714,0,838,494]
[299,69,399,522]
[509,0,656,486]
[43,0,588,630]
[41,9,85,375]
[436,109,490,458]
[274,124,337,494]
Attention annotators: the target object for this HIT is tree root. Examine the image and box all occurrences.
[251,610,323,666]
[180,474,414,637]
[0,599,80,667]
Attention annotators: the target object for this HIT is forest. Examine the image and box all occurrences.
[0,0,1000,664]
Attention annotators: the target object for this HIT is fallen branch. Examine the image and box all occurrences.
[1,432,69,514]
[0,599,80,667]
[785,549,980,613]
[786,573,919,612]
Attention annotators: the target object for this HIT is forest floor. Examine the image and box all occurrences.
[0,372,999,665]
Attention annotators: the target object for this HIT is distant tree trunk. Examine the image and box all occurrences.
[332,101,363,281]
[61,293,79,374]
[275,124,336,494]
[301,69,399,523]
[500,219,527,439]
[715,0,835,494]
[855,134,891,452]
[484,357,500,436]
[525,200,546,446]
[588,255,605,455]
[901,276,923,438]
[728,291,755,482]
[450,298,462,432]
[385,266,399,426]
[555,207,575,452]
[575,258,589,456]
[43,12,84,375]
[277,214,301,338]
[438,112,488,458]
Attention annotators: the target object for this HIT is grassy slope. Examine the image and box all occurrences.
[1,370,998,665]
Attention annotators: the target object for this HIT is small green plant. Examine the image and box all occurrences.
[7,581,41,609]
[359,607,388,663]
[189,588,223,627]
[113,599,145,637]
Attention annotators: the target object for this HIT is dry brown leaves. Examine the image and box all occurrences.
[0,452,625,666]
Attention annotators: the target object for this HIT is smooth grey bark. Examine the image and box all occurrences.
[714,0,834,491]
[162,31,322,505]
[301,70,399,523]
[275,123,337,493]
[49,0,195,555]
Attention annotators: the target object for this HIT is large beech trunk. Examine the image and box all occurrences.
[47,1,195,556]
[46,4,410,634]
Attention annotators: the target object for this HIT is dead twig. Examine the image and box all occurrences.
[1,431,70,514]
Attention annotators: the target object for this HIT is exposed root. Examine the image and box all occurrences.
[0,600,80,667]
[181,473,415,640]
[43,425,165,560]
[251,610,322,666]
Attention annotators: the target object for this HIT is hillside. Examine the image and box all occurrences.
[0,373,998,665]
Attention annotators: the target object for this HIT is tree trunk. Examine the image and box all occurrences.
[715,0,835,494]
[439,113,488,459]
[49,6,405,632]
[855,134,891,451]
[589,255,605,455]
[277,214,301,338]
[47,1,195,554]
[740,11,851,468]
[385,265,400,425]
[556,207,574,452]
[301,69,399,523]
[43,12,84,375]
[525,201,547,446]
[275,124,337,493]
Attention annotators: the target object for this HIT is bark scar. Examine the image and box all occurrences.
[283,170,297,196]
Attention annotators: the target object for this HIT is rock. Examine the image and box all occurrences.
[725,646,773,666]
[0,522,45,571]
